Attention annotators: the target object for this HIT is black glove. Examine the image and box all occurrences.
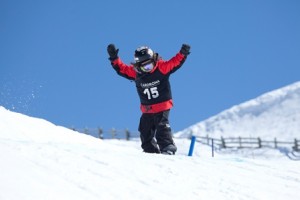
[107,44,119,61]
[180,44,191,56]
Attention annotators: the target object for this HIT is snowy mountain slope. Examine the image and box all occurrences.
[176,81,300,140]
[1,106,300,200]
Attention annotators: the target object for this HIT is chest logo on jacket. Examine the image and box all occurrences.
[140,80,160,89]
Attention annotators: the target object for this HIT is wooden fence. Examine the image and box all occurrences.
[71,128,140,140]
[196,135,300,151]
[71,127,299,152]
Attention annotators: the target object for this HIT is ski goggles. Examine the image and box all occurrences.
[140,60,154,72]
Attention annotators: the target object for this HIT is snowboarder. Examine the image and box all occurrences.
[107,43,191,154]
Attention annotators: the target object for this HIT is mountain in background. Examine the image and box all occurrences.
[177,81,300,140]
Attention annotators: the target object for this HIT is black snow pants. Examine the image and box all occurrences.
[138,110,176,153]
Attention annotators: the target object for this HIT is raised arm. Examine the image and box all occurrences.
[107,44,136,80]
[158,44,191,75]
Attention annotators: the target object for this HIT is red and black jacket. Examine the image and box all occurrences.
[111,52,187,113]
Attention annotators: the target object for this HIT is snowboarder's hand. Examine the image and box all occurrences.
[107,44,119,61]
[180,44,191,56]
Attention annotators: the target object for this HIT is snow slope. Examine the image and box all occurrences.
[0,106,300,200]
[177,81,300,140]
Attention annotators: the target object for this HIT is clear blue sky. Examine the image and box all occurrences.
[1,0,300,132]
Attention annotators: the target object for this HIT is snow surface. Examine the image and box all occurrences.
[1,106,300,200]
[177,81,300,140]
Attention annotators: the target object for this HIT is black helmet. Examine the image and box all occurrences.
[134,46,154,64]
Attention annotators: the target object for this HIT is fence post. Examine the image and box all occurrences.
[274,138,277,148]
[212,139,214,157]
[111,128,116,139]
[239,137,242,148]
[125,129,130,140]
[84,127,89,135]
[293,139,299,151]
[258,137,262,148]
[98,128,103,139]
[221,137,226,148]
[206,134,209,145]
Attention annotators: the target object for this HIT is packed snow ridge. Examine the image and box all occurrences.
[177,81,300,140]
[1,81,300,199]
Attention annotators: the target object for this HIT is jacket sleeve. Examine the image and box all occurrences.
[158,52,187,75]
[111,58,136,80]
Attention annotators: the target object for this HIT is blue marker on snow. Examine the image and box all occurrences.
[188,136,196,156]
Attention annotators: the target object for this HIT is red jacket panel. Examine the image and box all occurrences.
[111,51,187,113]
